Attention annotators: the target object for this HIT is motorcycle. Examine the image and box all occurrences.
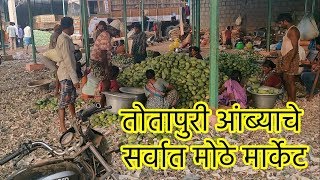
[0,103,121,180]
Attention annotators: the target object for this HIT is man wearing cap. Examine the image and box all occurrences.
[56,17,79,133]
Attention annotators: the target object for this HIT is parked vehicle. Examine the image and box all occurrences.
[0,103,121,180]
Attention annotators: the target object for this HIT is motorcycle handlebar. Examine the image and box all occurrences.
[31,142,65,156]
[81,103,102,118]
[80,103,112,120]
[0,145,27,165]
[0,142,65,166]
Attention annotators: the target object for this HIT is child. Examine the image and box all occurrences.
[225,26,232,47]
[81,66,121,100]
[115,40,126,55]
[219,70,247,108]
[109,66,121,92]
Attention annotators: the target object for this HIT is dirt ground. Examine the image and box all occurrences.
[0,45,319,179]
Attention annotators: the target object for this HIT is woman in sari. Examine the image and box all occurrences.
[90,23,116,107]
[144,69,179,108]
[219,70,247,108]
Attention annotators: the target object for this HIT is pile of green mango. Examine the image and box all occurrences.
[111,54,134,68]
[246,77,282,95]
[146,50,159,58]
[35,97,85,111]
[118,52,261,108]
[33,30,51,47]
[216,52,260,79]
[90,111,122,128]
[246,76,260,88]
[35,97,58,110]
[251,86,282,95]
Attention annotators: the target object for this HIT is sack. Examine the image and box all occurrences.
[298,46,306,61]
[39,54,57,71]
[105,25,120,37]
[297,14,319,40]
[43,49,61,63]
[235,15,242,26]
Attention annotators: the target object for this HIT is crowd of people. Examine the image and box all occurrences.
[4,22,32,53]
[41,13,319,132]
[217,13,319,108]
[3,13,318,133]
[40,17,157,132]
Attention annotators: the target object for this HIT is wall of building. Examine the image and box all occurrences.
[197,0,319,33]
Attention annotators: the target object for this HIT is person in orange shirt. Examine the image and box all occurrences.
[115,40,126,55]
[225,26,232,47]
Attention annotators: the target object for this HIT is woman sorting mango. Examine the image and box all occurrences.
[144,69,179,109]
[260,60,282,89]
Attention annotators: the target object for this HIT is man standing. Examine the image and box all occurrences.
[276,13,303,103]
[131,23,147,63]
[49,24,62,49]
[23,25,32,54]
[56,17,79,133]
[225,26,232,47]
[6,22,17,51]
[17,25,24,48]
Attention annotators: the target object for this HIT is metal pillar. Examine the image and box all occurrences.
[141,0,144,31]
[27,0,37,63]
[50,0,54,14]
[311,0,315,14]
[304,0,309,13]
[62,0,66,17]
[80,0,90,67]
[3,0,9,22]
[195,0,200,48]
[209,0,219,108]
[123,0,128,53]
[0,6,6,55]
[191,0,195,45]
[266,0,272,52]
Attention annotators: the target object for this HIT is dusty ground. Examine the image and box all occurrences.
[0,45,319,179]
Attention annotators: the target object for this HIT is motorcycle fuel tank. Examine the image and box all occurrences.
[7,161,85,180]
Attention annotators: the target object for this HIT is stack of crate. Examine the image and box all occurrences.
[33,14,58,30]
